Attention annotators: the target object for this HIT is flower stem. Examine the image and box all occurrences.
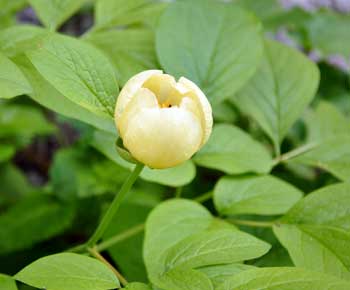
[96,223,145,252]
[88,247,128,287]
[229,219,275,228]
[87,163,144,246]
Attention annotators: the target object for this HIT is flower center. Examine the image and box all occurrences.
[142,74,187,108]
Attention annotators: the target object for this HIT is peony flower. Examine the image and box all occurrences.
[114,70,213,169]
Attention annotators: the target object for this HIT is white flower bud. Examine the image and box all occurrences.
[115,70,213,169]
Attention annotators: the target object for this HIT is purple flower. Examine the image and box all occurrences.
[326,54,350,72]
[17,7,40,25]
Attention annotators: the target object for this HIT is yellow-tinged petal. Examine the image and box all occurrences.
[122,107,202,169]
[179,77,213,146]
[115,70,163,122]
[117,88,158,137]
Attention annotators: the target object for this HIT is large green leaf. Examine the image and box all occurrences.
[234,40,320,153]
[95,0,166,30]
[156,0,263,103]
[0,145,15,163]
[290,135,350,181]
[305,101,350,143]
[0,103,55,140]
[122,283,152,290]
[157,267,213,290]
[0,163,34,199]
[15,253,120,290]
[274,183,350,280]
[16,56,116,134]
[50,147,130,201]
[163,229,270,270]
[91,130,196,187]
[198,264,255,288]
[214,175,303,216]
[0,52,31,99]
[87,29,158,86]
[194,124,273,174]
[144,199,213,279]
[27,34,119,118]
[28,0,87,30]
[0,195,75,255]
[216,267,350,290]
[0,25,48,57]
[0,274,17,290]
[306,12,350,57]
[144,199,270,288]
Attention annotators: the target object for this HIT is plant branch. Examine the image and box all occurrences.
[87,163,144,246]
[96,223,145,252]
[175,187,183,198]
[88,247,128,287]
[194,191,213,203]
[272,142,317,166]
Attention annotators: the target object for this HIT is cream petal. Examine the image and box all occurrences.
[115,70,163,123]
[117,87,158,137]
[122,107,202,169]
[178,77,213,146]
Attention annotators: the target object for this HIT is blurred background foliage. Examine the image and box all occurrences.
[0,0,349,287]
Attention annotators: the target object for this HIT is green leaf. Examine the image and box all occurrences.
[16,55,116,134]
[87,29,158,86]
[157,267,213,290]
[194,124,273,174]
[234,40,320,152]
[306,11,350,57]
[305,101,350,143]
[291,136,350,181]
[198,264,255,288]
[50,147,130,201]
[28,0,87,30]
[27,34,119,118]
[144,199,213,279]
[0,52,31,99]
[0,145,15,163]
[274,183,350,280]
[122,283,152,290]
[0,163,34,198]
[95,0,166,30]
[214,175,303,216]
[0,195,75,255]
[144,199,270,288]
[0,0,26,19]
[0,104,55,140]
[216,267,350,290]
[15,253,120,290]
[0,25,48,57]
[156,0,263,103]
[91,130,196,186]
[163,229,270,270]
[0,274,17,290]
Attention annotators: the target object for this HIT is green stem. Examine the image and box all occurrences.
[88,247,128,287]
[87,163,144,246]
[96,224,145,252]
[175,187,183,198]
[229,218,275,228]
[272,142,317,166]
[195,191,213,203]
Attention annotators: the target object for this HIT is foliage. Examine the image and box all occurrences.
[0,0,350,289]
